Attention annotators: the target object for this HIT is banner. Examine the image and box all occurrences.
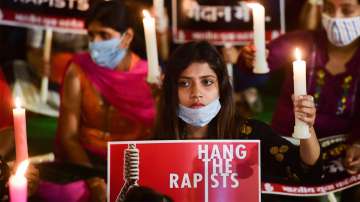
[108,140,260,202]
[172,0,285,45]
[262,134,360,196]
[0,0,94,33]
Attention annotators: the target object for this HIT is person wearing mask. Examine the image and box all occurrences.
[155,41,322,201]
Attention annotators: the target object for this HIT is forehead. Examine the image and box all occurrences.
[180,62,217,77]
[87,21,118,33]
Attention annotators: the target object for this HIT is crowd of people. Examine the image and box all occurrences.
[0,0,359,201]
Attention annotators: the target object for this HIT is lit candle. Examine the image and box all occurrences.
[153,0,164,18]
[41,29,52,103]
[13,98,29,163]
[224,43,234,86]
[142,10,161,84]
[9,160,29,202]
[292,48,310,139]
[248,3,269,74]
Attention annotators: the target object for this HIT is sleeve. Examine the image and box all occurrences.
[0,70,13,130]
[347,82,360,144]
[249,119,322,184]
[0,156,10,199]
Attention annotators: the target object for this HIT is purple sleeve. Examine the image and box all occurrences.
[348,91,360,143]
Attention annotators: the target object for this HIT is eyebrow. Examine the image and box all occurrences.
[179,75,217,79]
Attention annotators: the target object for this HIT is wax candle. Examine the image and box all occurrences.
[248,3,269,74]
[9,160,29,202]
[41,29,52,103]
[153,0,164,17]
[292,48,310,139]
[13,98,28,163]
[142,10,161,84]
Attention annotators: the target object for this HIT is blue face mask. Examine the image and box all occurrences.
[178,98,221,127]
[89,37,127,69]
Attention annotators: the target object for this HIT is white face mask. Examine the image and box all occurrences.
[178,98,221,127]
[322,14,360,47]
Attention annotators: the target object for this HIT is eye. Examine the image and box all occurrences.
[201,78,215,86]
[100,31,112,40]
[178,80,190,88]
[342,7,355,16]
[88,32,94,41]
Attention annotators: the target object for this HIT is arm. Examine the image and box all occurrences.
[57,64,92,167]
[294,95,320,166]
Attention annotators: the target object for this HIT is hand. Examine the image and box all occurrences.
[222,45,240,64]
[343,144,360,175]
[86,177,106,202]
[240,44,256,69]
[292,95,316,127]
[26,164,40,196]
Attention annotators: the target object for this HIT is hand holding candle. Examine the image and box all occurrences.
[9,160,29,202]
[142,10,161,84]
[248,3,269,74]
[13,98,28,163]
[292,48,310,139]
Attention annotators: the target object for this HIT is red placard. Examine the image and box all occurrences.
[108,140,260,202]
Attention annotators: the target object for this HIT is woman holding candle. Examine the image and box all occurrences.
[155,41,322,200]
[241,0,360,139]
[56,1,156,201]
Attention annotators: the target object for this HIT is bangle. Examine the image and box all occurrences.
[308,0,323,5]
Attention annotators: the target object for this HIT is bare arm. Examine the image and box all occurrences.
[294,95,321,165]
[300,127,320,166]
[57,64,92,167]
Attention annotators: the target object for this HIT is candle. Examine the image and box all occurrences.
[224,43,234,86]
[9,160,29,202]
[13,98,28,163]
[142,10,161,84]
[153,0,164,17]
[292,48,310,139]
[41,29,52,103]
[248,3,269,74]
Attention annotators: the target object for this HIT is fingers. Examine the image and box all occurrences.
[293,95,316,126]
[241,45,255,68]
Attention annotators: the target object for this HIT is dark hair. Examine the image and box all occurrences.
[85,0,129,33]
[155,41,243,139]
[124,186,173,202]
[84,0,147,58]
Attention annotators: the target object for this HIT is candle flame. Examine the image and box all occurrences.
[143,10,151,18]
[295,48,302,60]
[15,97,22,108]
[15,160,29,177]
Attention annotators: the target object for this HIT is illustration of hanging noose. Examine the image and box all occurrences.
[116,144,140,202]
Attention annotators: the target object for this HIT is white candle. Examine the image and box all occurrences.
[9,160,29,202]
[41,29,52,103]
[142,10,161,84]
[248,3,269,74]
[153,0,164,17]
[224,43,234,86]
[292,48,310,139]
[13,98,29,163]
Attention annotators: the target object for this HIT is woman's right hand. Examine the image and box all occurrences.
[87,177,107,202]
[240,44,256,69]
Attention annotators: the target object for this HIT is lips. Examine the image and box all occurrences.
[190,103,205,108]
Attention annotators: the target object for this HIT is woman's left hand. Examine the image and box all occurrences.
[293,95,316,127]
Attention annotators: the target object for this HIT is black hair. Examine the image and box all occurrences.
[155,41,243,139]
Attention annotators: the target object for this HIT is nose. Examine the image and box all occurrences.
[190,82,203,100]
[92,34,103,43]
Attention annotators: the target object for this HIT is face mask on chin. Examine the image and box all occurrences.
[322,13,360,47]
[177,98,221,127]
[89,37,127,69]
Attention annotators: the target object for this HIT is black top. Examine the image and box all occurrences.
[238,119,322,185]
